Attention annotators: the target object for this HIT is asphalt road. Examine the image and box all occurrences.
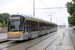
[69,28,75,50]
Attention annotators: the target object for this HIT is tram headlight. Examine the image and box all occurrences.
[19,31,23,35]
[19,32,23,35]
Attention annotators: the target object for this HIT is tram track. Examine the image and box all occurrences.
[25,29,65,50]
[0,31,57,50]
[0,40,8,44]
[25,32,58,50]
[44,28,66,50]
[0,28,65,50]
[0,39,32,50]
[0,41,19,50]
[0,41,16,45]
[43,36,59,50]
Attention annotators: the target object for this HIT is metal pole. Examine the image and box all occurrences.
[51,12,52,22]
[33,0,35,17]
[48,12,53,22]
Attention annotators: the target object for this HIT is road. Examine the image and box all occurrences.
[69,28,75,50]
[0,28,66,50]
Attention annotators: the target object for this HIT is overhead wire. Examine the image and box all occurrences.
[39,0,52,12]
[39,0,48,8]
[28,0,56,21]
[51,0,57,7]
[39,0,56,22]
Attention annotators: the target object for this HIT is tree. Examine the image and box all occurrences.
[3,21,6,26]
[68,16,72,25]
[0,18,3,23]
[66,1,75,26]
[0,23,3,27]
[0,13,10,26]
[0,14,4,23]
[66,2,75,15]
[2,13,9,21]
[68,11,75,26]
[72,0,75,3]
[0,14,3,18]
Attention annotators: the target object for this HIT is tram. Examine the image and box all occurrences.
[7,14,58,40]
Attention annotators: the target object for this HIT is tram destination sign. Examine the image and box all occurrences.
[10,17,20,19]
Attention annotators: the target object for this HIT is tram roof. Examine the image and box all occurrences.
[10,14,57,25]
[23,15,57,25]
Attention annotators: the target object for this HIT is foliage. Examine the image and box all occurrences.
[3,21,6,26]
[0,13,9,27]
[66,2,74,15]
[72,0,75,3]
[66,0,75,26]
[0,23,3,27]
[2,13,9,21]
[0,18,4,23]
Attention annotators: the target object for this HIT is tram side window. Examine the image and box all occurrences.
[20,16,25,31]
[53,25,54,28]
[47,24,50,29]
[25,20,28,32]
[44,23,47,29]
[49,24,51,29]
[42,23,46,30]
[51,25,52,28]
[39,22,42,31]
[31,21,38,31]
[54,25,55,28]
[52,25,53,28]
[51,24,53,28]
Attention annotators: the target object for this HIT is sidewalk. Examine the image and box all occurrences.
[59,29,74,50]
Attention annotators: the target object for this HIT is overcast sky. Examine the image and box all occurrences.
[0,0,72,25]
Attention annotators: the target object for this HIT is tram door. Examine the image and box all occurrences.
[25,20,31,33]
[39,22,46,35]
[42,23,46,35]
[39,22,42,36]
[23,20,31,39]
[31,21,38,38]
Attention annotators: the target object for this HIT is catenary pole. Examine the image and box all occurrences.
[33,0,35,17]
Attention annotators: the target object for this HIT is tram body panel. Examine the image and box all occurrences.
[45,29,47,34]
[7,31,24,40]
[23,32,29,40]
[47,29,50,33]
[7,31,23,36]
[8,35,23,40]
[30,31,38,38]
[41,30,45,35]
[38,31,42,36]
[51,28,53,32]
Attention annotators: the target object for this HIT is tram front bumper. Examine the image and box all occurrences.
[7,35,23,40]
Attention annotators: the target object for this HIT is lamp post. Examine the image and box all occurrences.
[33,0,35,17]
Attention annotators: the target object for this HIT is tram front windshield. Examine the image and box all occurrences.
[8,16,23,31]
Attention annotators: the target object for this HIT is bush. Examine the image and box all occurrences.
[0,23,3,27]
[3,21,6,26]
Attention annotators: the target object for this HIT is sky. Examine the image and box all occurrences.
[0,0,72,25]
